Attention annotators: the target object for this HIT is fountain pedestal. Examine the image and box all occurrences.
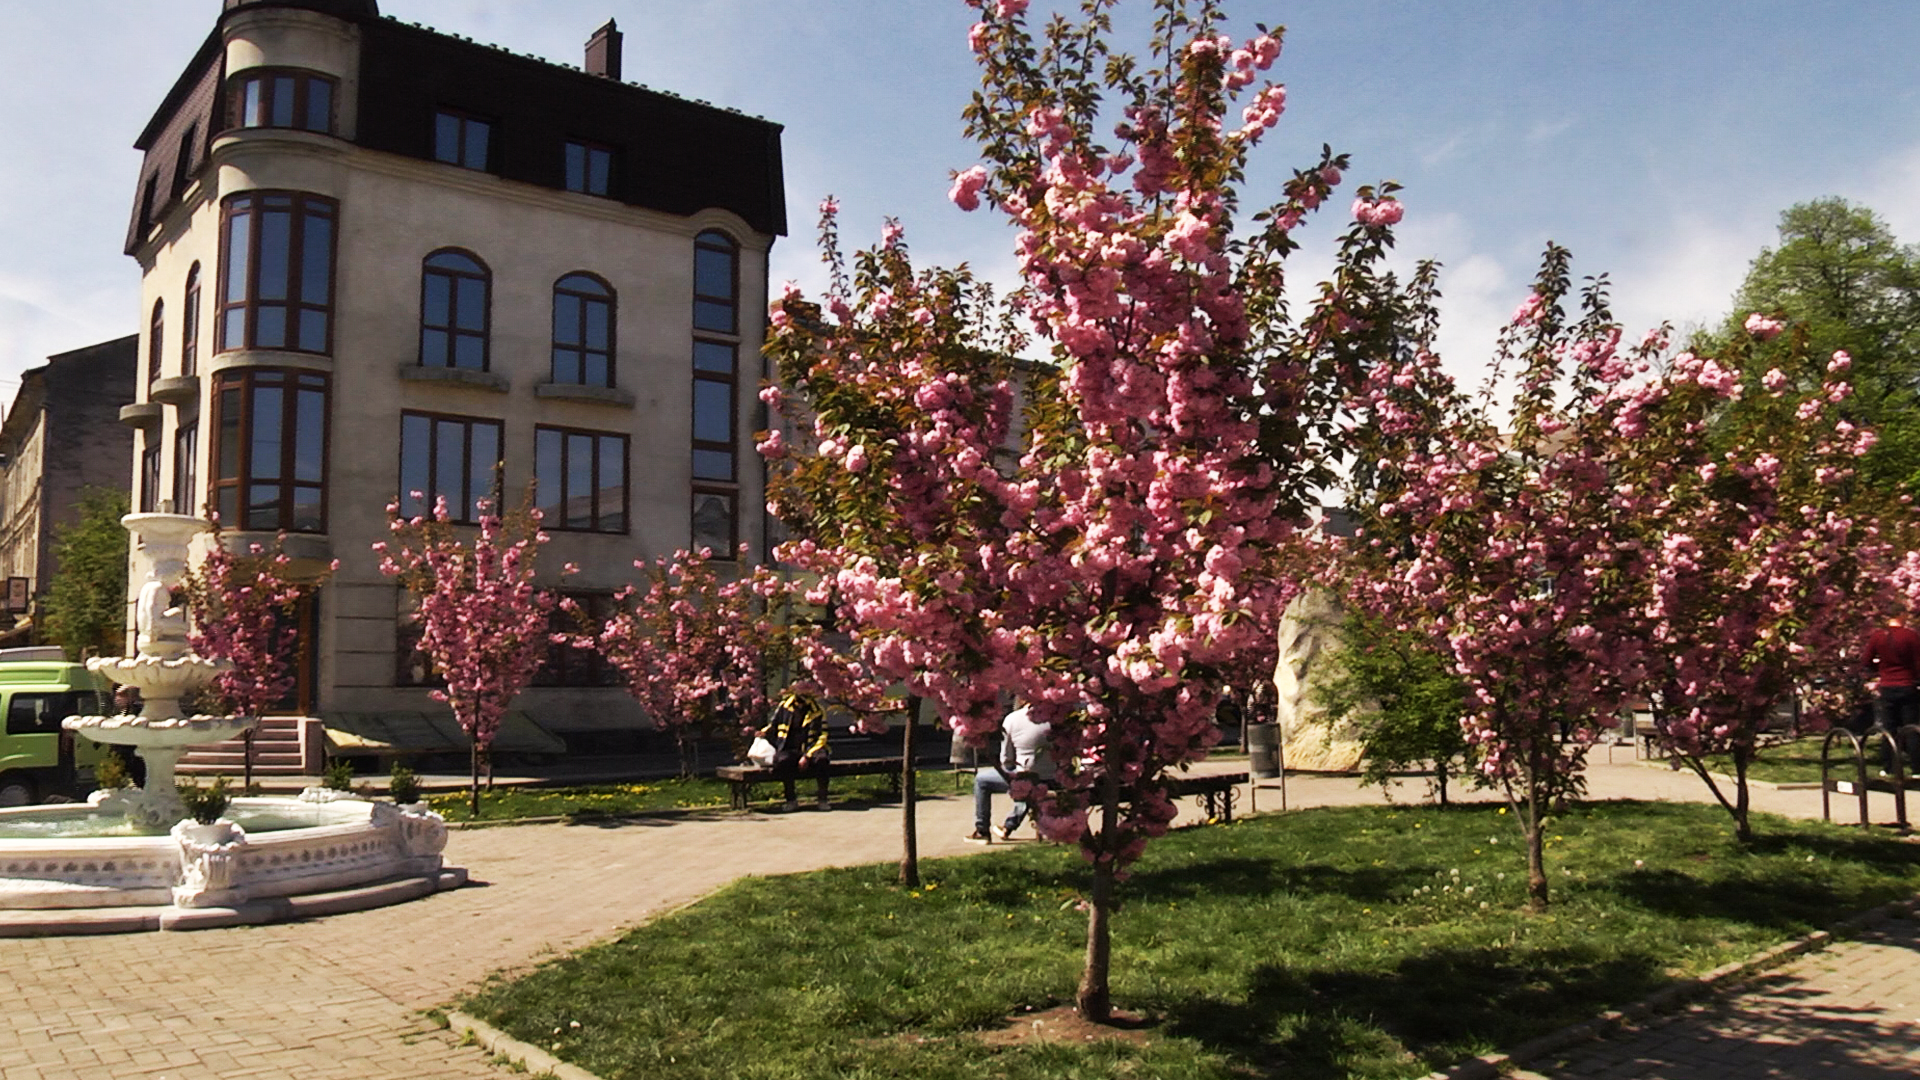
[60,513,257,831]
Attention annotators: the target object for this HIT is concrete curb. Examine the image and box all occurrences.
[1422,891,1920,1079]
[446,1010,607,1080]
[0,869,467,937]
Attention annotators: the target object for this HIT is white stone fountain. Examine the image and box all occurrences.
[65,513,257,831]
[0,513,462,930]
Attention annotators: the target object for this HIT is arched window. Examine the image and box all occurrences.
[419,249,490,370]
[551,272,614,387]
[148,300,165,383]
[181,263,201,377]
[692,230,737,334]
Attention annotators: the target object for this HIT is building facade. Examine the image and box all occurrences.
[122,0,784,740]
[0,336,139,645]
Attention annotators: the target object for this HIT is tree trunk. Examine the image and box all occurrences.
[1077,740,1124,1021]
[470,740,481,818]
[1525,766,1549,910]
[1733,745,1753,845]
[243,729,255,792]
[899,696,920,888]
[1436,759,1449,807]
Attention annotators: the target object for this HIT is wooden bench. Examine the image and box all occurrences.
[1166,771,1248,823]
[714,757,905,810]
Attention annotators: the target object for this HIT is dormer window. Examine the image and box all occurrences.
[434,110,492,171]
[228,69,335,134]
[564,140,613,196]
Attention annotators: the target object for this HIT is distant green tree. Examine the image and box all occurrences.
[40,487,130,660]
[1720,198,1920,491]
[1315,609,1477,805]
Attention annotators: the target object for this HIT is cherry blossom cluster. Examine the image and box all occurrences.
[585,545,817,753]
[767,0,1418,917]
[182,522,334,718]
[373,497,561,756]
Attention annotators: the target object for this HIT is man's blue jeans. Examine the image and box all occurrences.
[972,768,1032,834]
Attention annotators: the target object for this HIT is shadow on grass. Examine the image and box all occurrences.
[1126,857,1434,906]
[1160,945,1667,1080]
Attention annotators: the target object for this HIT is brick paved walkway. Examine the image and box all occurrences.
[0,755,1912,1079]
[1524,915,1920,1079]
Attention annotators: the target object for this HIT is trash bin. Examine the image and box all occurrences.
[1247,722,1281,779]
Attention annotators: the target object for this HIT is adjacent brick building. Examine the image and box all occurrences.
[0,336,139,645]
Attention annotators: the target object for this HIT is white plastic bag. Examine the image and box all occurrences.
[747,736,779,768]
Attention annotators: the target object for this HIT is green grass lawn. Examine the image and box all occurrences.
[1690,734,1868,786]
[424,774,907,823]
[457,801,1920,1079]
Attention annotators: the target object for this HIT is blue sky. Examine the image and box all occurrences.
[3,0,1917,405]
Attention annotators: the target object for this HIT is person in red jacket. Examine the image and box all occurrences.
[1863,613,1920,775]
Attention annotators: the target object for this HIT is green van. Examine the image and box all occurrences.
[0,653,113,806]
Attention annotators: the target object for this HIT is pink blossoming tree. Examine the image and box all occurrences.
[767,0,1421,1017]
[1621,326,1899,842]
[1344,249,1655,909]
[588,544,804,777]
[182,524,335,790]
[375,498,562,816]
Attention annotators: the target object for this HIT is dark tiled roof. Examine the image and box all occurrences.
[128,6,785,254]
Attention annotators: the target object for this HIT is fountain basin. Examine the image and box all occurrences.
[0,795,453,920]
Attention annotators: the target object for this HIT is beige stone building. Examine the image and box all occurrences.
[121,0,784,757]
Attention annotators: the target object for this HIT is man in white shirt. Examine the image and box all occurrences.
[965,702,1055,842]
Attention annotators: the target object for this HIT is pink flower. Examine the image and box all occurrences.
[1744,313,1784,341]
[993,0,1028,17]
[1828,350,1852,374]
[948,166,988,212]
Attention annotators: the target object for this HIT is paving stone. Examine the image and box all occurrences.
[0,757,1913,1079]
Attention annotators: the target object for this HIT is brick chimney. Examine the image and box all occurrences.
[585,19,622,80]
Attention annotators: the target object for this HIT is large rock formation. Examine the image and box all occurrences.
[1271,587,1367,772]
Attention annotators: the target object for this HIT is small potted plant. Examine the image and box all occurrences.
[175,776,234,844]
[389,762,423,809]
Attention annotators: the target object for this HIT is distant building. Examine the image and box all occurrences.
[121,0,785,750]
[0,336,139,646]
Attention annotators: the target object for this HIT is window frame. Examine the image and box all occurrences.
[172,123,200,198]
[563,139,615,197]
[433,108,494,172]
[418,248,492,371]
[209,367,331,533]
[217,191,339,356]
[139,441,162,515]
[534,424,629,534]
[691,340,737,484]
[690,486,739,556]
[173,419,199,519]
[692,230,739,336]
[550,272,616,388]
[226,68,337,135]
[147,300,165,384]
[397,409,504,525]
[181,263,201,378]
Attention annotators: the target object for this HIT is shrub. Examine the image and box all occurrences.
[177,776,232,826]
[389,762,422,805]
[93,750,136,791]
[323,758,356,791]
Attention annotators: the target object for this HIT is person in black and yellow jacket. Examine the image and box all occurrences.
[763,691,829,775]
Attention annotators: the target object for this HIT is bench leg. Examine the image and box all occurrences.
[729,781,748,811]
[816,774,831,810]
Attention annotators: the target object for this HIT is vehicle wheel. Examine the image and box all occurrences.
[0,775,34,807]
